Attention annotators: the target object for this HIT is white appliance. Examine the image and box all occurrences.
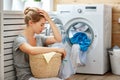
[57,4,112,74]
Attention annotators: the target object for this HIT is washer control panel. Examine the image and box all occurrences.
[77,8,82,13]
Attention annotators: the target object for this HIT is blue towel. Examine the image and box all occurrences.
[70,32,91,52]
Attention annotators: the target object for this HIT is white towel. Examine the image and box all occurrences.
[43,52,56,63]
[70,44,81,73]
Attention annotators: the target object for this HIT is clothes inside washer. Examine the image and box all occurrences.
[70,44,87,67]
[70,32,91,52]
[69,30,77,38]
[73,23,88,32]
[70,32,91,66]
[70,44,81,73]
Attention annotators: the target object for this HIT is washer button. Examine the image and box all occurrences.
[77,9,82,13]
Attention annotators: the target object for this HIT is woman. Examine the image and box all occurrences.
[13,7,66,80]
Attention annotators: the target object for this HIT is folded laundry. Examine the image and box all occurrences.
[43,52,56,63]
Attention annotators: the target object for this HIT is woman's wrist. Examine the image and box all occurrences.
[47,18,53,23]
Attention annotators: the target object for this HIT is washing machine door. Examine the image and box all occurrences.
[65,18,95,48]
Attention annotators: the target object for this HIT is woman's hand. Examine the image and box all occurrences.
[57,48,66,59]
[38,10,51,21]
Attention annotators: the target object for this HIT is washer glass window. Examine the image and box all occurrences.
[67,21,94,46]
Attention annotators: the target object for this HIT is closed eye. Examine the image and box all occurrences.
[41,23,45,27]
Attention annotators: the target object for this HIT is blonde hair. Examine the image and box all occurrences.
[24,7,44,25]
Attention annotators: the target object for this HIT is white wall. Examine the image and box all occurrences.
[3,0,54,11]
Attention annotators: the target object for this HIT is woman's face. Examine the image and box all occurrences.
[32,18,46,34]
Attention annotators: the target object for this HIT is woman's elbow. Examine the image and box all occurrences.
[27,47,37,55]
[20,43,38,55]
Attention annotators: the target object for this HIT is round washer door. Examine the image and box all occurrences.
[65,18,95,48]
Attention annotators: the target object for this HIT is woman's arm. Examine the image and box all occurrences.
[39,10,62,45]
[19,42,66,57]
[47,19,62,42]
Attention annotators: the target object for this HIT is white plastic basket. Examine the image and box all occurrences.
[109,50,120,75]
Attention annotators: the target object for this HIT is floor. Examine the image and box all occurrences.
[69,72,120,80]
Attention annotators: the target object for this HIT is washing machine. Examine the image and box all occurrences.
[56,4,112,74]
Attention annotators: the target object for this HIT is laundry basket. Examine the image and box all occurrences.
[29,52,62,78]
[109,50,120,75]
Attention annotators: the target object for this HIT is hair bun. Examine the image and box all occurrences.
[24,7,31,15]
